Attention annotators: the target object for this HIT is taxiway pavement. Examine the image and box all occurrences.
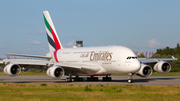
[0,76,180,86]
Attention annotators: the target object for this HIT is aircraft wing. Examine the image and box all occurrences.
[5,54,52,60]
[138,57,178,64]
[1,59,82,69]
[1,59,50,66]
[0,58,100,75]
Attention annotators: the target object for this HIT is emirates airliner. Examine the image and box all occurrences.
[0,11,177,83]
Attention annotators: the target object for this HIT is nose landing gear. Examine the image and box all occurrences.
[128,73,134,83]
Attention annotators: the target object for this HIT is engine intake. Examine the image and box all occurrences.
[4,63,21,76]
[47,66,64,79]
[136,64,152,77]
[154,61,171,73]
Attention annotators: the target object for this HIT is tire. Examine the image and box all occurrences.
[128,79,133,83]
[109,77,112,81]
[81,78,83,81]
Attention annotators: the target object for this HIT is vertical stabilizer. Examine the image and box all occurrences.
[43,11,63,52]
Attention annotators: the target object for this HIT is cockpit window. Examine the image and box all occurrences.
[126,57,131,59]
[126,56,137,59]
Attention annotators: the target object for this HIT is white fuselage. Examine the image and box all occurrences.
[47,46,141,75]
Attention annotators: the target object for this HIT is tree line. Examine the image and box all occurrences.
[137,43,180,72]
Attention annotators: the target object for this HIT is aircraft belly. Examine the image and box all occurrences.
[61,62,103,76]
[102,62,119,73]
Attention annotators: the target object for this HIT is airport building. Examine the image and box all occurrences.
[76,40,83,47]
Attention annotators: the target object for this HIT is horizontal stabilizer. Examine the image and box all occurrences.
[5,54,52,60]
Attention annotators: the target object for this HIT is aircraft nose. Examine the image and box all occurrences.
[132,60,141,72]
[124,60,141,73]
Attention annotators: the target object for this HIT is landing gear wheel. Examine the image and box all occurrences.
[72,78,75,82]
[66,77,83,82]
[87,77,99,81]
[128,79,133,83]
[102,76,112,81]
[108,77,112,81]
[66,75,83,82]
[77,78,83,81]
[66,78,72,82]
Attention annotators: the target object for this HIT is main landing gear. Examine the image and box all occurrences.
[66,76,83,82]
[128,73,134,83]
[66,75,112,82]
[87,76,99,81]
[102,75,112,81]
[66,73,133,83]
[66,76,99,82]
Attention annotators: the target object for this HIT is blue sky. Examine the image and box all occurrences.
[0,0,180,57]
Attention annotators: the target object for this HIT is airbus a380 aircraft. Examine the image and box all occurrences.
[0,11,177,83]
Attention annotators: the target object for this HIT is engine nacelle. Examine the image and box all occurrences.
[3,63,21,76]
[46,66,64,79]
[136,64,152,77]
[153,61,171,73]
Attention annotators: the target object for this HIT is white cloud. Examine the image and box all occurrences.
[133,39,161,48]
[147,39,161,47]
[63,41,74,47]
[29,41,41,45]
[28,30,46,34]
[39,30,46,34]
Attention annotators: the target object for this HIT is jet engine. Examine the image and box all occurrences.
[153,61,171,73]
[136,64,152,77]
[3,63,21,76]
[46,66,64,79]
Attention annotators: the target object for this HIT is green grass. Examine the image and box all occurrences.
[150,72,180,76]
[0,83,179,101]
